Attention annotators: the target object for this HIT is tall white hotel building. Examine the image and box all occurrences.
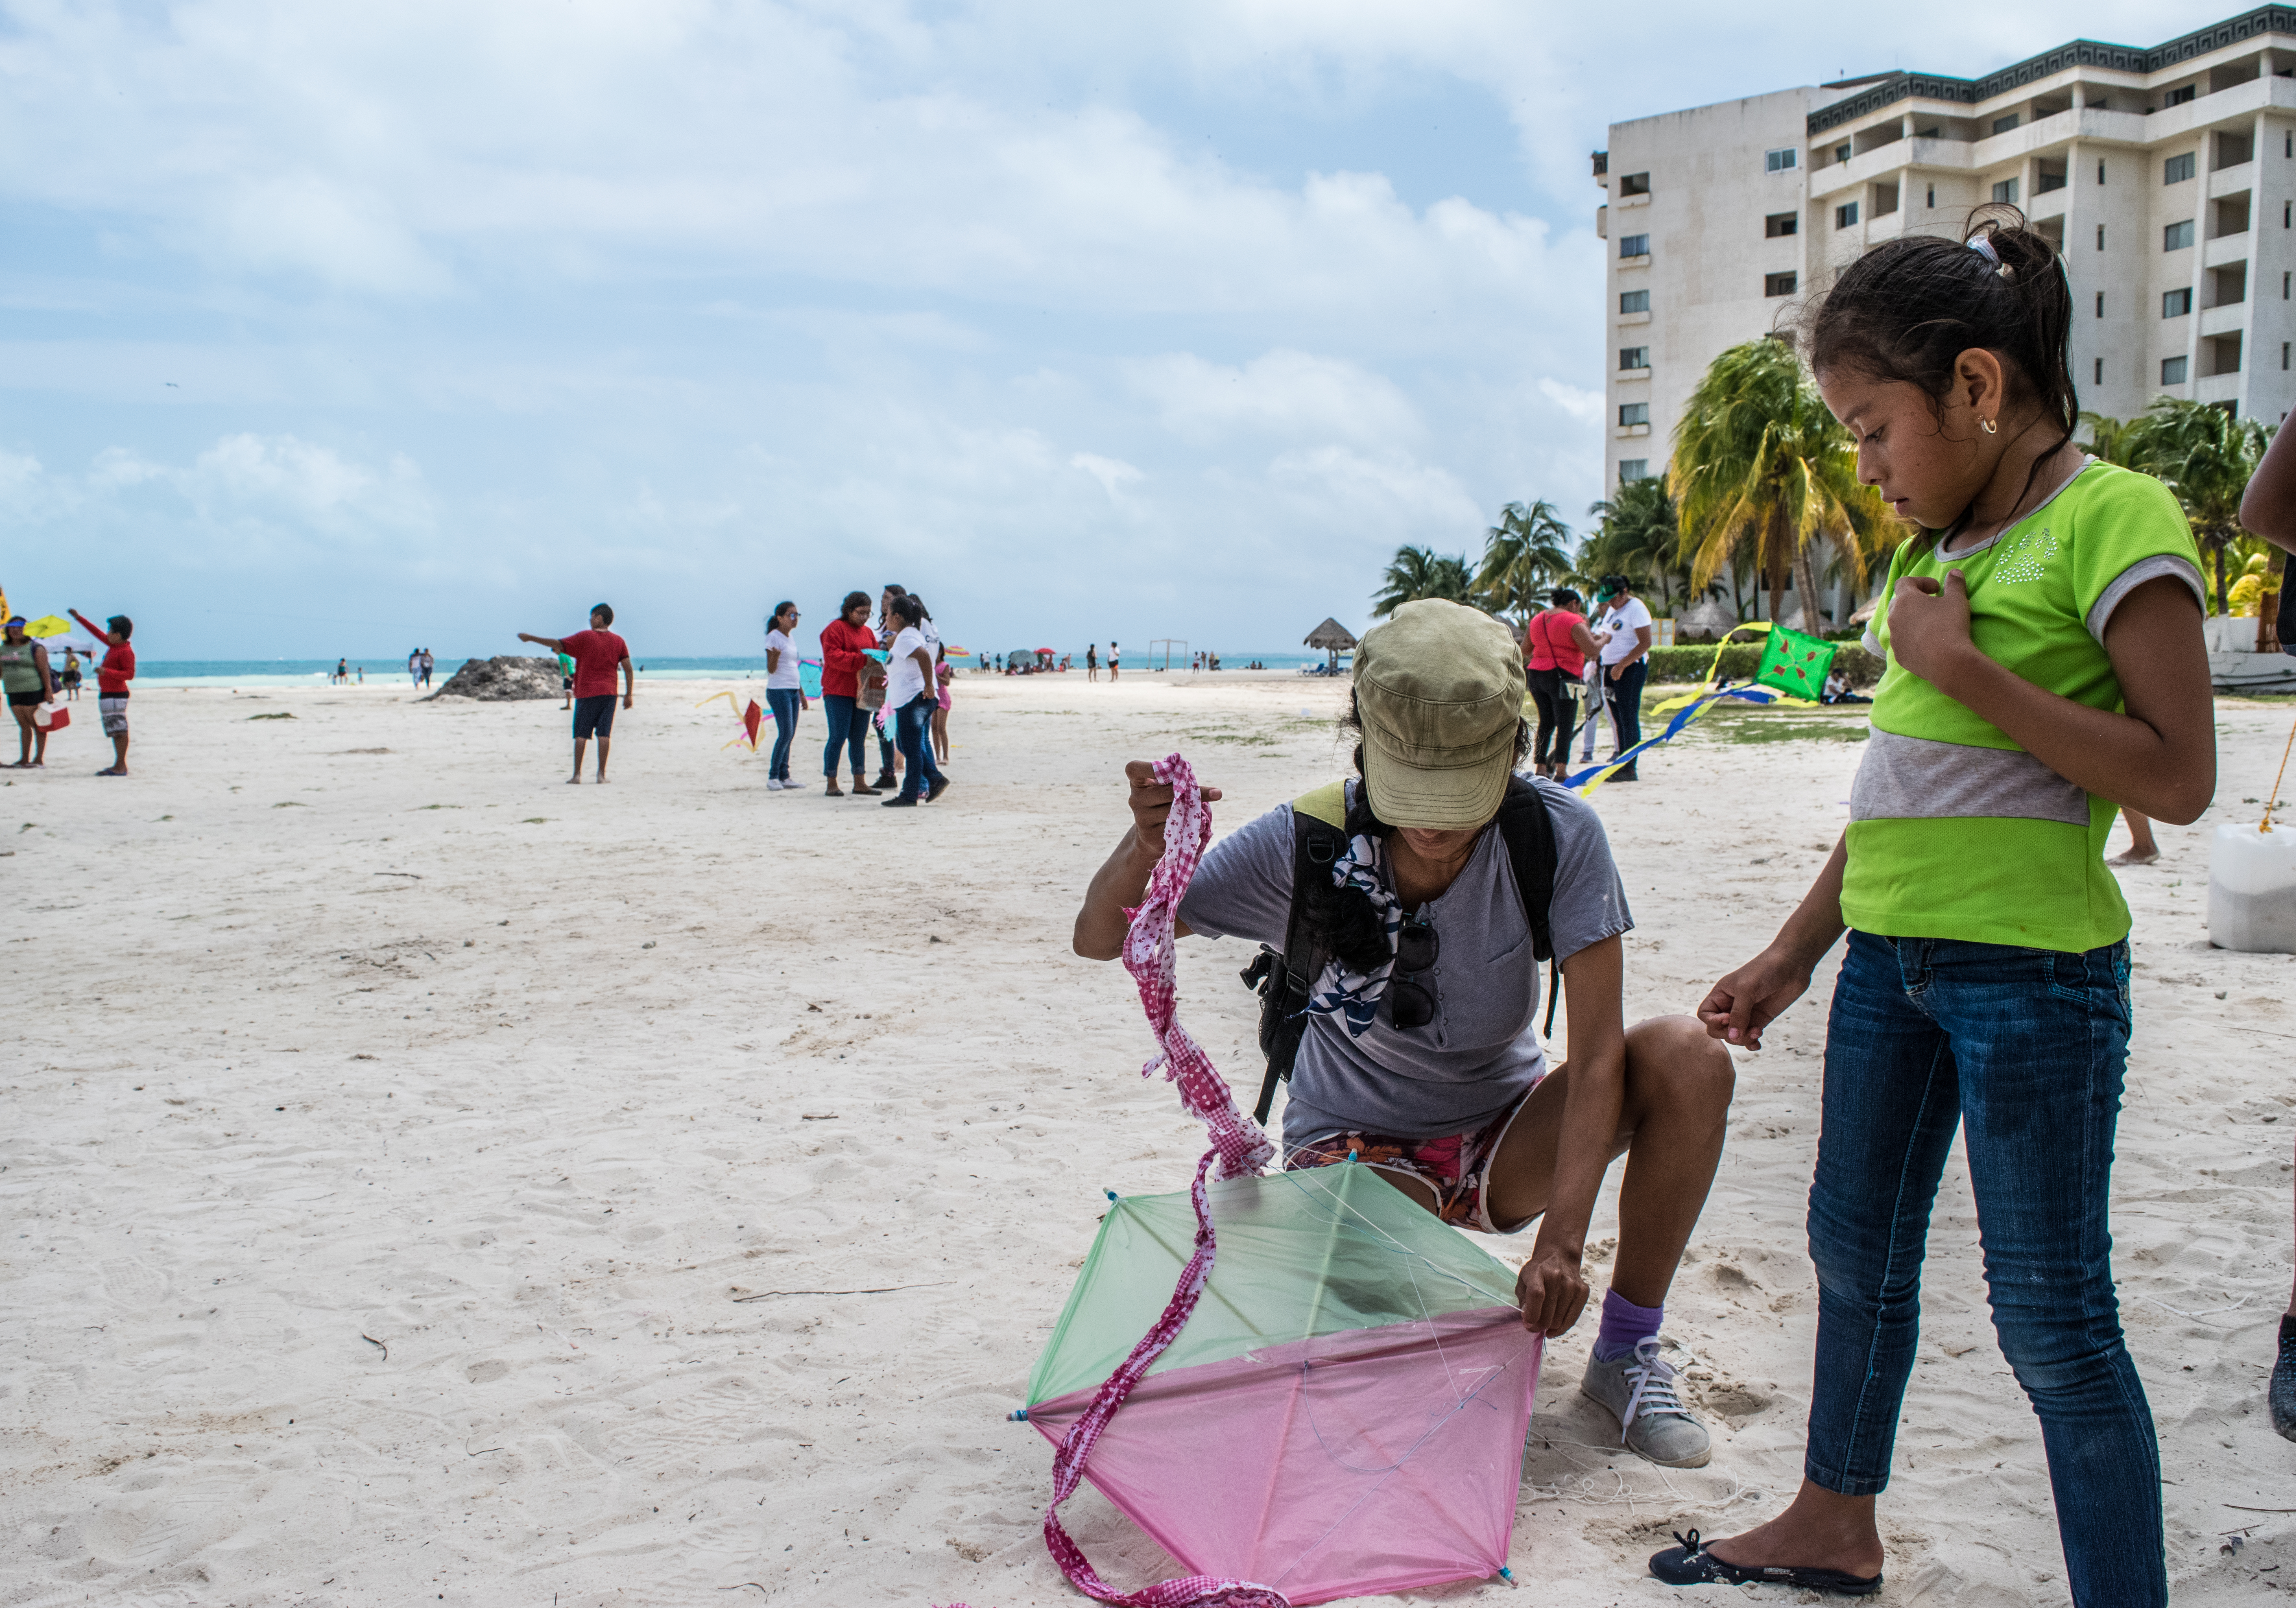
[1599,7,2296,511]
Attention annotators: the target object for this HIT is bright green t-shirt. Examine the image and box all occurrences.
[1845,459,2205,953]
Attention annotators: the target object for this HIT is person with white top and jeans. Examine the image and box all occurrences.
[881,594,949,807]
[762,601,803,790]
[1593,575,1654,782]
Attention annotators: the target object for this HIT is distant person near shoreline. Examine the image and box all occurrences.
[1108,640,1119,682]
[69,608,135,776]
[518,605,631,784]
[2,616,58,768]
[763,600,803,791]
[1085,644,1098,681]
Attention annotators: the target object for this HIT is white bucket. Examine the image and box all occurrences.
[2208,821,2296,953]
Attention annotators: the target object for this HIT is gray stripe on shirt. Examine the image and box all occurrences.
[2085,553,2207,643]
[1850,727,2089,826]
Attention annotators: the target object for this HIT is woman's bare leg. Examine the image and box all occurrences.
[2107,808,2159,867]
[1484,1014,1735,1308]
[1703,1481,1883,1577]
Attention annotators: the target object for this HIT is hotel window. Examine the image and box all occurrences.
[1765,147,1797,173]
[1835,142,1851,164]
[2165,219,2195,250]
[2285,200,2291,228]
[1619,403,1649,427]
[1619,171,1650,196]
[1765,271,1798,297]
[2094,357,2103,384]
[2165,84,2196,106]
[1992,114,2020,134]
[1765,211,1798,237]
[1619,459,1649,483]
[1620,288,1650,314]
[2165,152,2196,184]
[2098,159,2106,184]
[1926,183,1936,207]
[2164,287,2193,317]
[2095,292,2104,317]
[1992,178,2019,204]
[1620,347,1650,371]
[1619,232,1650,258]
[2285,342,2291,371]
[2162,355,2189,385]
[2285,270,2291,299]
[1835,200,1859,228]
[2097,223,2105,249]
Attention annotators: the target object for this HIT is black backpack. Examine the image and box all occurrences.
[1237,774,1560,1126]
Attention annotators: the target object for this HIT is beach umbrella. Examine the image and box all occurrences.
[1022,1165,1540,1604]
[23,615,72,638]
[1017,755,1539,1608]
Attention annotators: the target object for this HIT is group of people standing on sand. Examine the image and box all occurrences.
[801,584,953,806]
[1079,212,2287,1603]
[1,609,134,773]
[1520,574,1654,782]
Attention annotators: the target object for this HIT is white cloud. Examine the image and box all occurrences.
[1070,452,1143,499]
[1128,349,1419,446]
[1537,377,1604,426]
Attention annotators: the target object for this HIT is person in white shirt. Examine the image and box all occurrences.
[1593,576,1654,781]
[762,601,803,790]
[881,594,949,807]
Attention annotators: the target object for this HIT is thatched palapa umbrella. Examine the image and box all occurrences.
[1303,617,1358,674]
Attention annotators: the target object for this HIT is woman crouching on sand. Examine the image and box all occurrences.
[1674,215,2211,1603]
[1072,598,1736,1465]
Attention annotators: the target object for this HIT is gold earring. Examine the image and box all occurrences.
[1981,417,1999,435]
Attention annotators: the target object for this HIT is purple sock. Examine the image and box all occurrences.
[1593,1289,1664,1362]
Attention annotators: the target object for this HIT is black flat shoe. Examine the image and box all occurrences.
[927,777,951,803]
[1649,1530,1880,1596]
[881,795,918,808]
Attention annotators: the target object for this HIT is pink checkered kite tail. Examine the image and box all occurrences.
[1119,754,1275,1182]
[1037,753,1286,1608]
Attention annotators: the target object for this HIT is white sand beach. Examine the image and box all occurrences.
[4,672,2291,1606]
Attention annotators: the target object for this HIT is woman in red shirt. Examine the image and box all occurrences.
[1523,588,1601,780]
[817,591,882,796]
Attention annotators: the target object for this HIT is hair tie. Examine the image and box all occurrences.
[1966,234,2014,281]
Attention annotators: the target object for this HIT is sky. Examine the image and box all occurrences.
[0,0,2242,661]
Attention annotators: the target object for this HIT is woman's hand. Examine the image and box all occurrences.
[1124,759,1222,851]
[1696,945,1814,1050]
[1606,662,1623,682]
[1886,570,1977,687]
[1515,1237,1589,1335]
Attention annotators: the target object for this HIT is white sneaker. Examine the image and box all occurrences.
[1579,1337,1711,1468]
[766,778,785,791]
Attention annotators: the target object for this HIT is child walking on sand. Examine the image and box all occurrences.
[1663,214,2211,1604]
[69,609,135,776]
[518,605,631,783]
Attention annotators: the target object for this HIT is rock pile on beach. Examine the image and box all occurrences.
[425,655,560,701]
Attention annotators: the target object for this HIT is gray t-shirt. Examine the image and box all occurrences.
[1178,778,1632,1147]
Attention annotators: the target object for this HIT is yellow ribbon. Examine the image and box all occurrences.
[694,689,760,752]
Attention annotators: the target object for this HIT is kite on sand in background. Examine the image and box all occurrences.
[694,690,763,753]
[1007,755,1541,1608]
[1565,620,1838,797]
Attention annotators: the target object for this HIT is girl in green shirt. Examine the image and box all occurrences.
[1657,215,2210,1604]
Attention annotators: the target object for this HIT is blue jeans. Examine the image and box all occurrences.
[821,694,869,780]
[1605,658,1646,757]
[895,694,944,800]
[766,688,801,780]
[1809,932,2161,1606]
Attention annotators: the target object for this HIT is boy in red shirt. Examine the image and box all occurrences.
[518,604,632,783]
[68,608,135,776]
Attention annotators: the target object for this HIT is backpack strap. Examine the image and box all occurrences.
[1242,782,1350,1127]
[1493,776,1564,1036]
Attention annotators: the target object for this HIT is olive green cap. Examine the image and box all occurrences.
[1352,599,1522,830]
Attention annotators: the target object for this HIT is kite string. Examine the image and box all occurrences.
[1037,753,1290,1608]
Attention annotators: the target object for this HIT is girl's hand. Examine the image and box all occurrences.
[1696,946,1812,1049]
[1887,570,1977,687]
[1515,1237,1589,1335]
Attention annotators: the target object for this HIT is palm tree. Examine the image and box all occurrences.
[1669,338,1896,630]
[2079,409,2138,466]
[1371,545,1474,618]
[1582,477,1692,613]
[2120,397,2273,611]
[1473,500,1575,625]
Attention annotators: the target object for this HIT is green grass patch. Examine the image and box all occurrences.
[1681,703,1870,747]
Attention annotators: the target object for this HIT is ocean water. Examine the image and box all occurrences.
[136,650,1345,685]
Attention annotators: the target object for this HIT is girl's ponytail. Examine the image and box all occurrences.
[1798,204,2079,497]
